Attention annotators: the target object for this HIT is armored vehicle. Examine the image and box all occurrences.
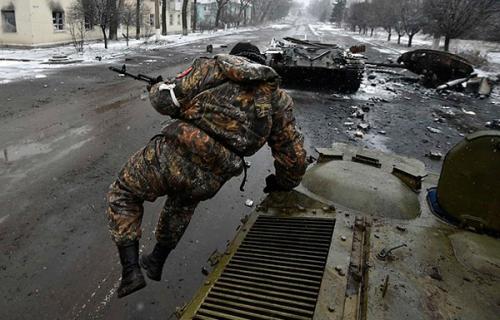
[265,38,365,93]
[397,49,474,87]
[179,131,500,320]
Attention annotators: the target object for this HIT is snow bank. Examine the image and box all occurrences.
[268,24,292,30]
[0,26,259,83]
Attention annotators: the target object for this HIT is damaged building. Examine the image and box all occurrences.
[0,0,192,47]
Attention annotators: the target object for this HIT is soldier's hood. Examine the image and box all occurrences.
[215,54,279,83]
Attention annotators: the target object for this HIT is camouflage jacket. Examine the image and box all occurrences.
[149,54,306,189]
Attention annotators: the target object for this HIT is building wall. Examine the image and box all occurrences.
[0,0,33,46]
[0,0,192,47]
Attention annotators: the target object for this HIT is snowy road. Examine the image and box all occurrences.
[1,21,499,320]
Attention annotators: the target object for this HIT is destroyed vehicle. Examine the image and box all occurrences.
[397,49,474,87]
[265,37,365,93]
[179,131,500,320]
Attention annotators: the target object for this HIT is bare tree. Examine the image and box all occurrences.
[121,2,135,46]
[237,0,251,26]
[67,1,88,53]
[215,0,230,28]
[192,0,198,31]
[394,20,405,44]
[182,0,189,35]
[330,0,346,27]
[373,0,399,41]
[109,0,123,40]
[251,0,275,24]
[308,0,331,22]
[266,0,294,22]
[136,0,141,39]
[424,0,497,51]
[162,0,167,35]
[82,0,114,48]
[401,0,424,47]
[347,2,369,34]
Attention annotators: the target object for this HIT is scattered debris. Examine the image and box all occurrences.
[244,199,254,207]
[378,130,386,135]
[334,265,345,276]
[206,44,213,53]
[427,151,443,160]
[461,108,476,116]
[485,119,500,130]
[349,44,366,53]
[340,235,347,241]
[368,74,377,80]
[201,266,209,276]
[427,127,442,134]
[207,250,222,267]
[353,109,365,119]
[429,266,443,281]
[382,275,390,297]
[396,225,407,232]
[358,122,370,131]
[296,205,306,212]
[466,76,494,97]
[354,131,364,138]
[377,244,407,261]
[344,122,354,126]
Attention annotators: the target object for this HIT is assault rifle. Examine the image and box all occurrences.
[109,64,164,85]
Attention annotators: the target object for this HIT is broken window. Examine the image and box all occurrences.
[177,14,181,25]
[150,14,154,26]
[2,10,16,33]
[53,11,64,30]
[169,14,173,26]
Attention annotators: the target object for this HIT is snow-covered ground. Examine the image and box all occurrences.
[0,24,294,84]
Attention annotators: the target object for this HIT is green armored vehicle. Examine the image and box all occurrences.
[179,131,500,320]
[265,38,365,94]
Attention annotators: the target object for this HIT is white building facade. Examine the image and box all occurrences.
[0,0,192,47]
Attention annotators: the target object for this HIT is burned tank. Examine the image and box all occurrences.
[397,49,474,87]
[178,131,500,320]
[265,37,365,94]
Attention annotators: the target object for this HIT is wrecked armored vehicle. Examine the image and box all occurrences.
[265,37,365,93]
[397,49,474,87]
[179,131,500,319]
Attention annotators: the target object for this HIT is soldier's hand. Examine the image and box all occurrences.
[263,174,288,193]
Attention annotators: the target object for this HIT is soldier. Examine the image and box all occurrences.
[106,42,307,298]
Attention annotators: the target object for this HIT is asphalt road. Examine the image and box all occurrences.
[1,22,499,320]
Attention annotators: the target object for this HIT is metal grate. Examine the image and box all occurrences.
[193,216,335,320]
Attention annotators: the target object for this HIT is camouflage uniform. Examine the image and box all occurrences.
[107,54,306,249]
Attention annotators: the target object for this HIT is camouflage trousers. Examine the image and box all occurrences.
[107,124,243,247]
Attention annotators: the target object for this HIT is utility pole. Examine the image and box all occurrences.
[155,0,161,41]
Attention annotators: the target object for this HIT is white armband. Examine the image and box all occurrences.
[159,83,180,107]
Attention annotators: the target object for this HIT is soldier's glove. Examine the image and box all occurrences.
[263,174,290,193]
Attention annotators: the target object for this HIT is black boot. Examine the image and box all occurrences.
[139,243,172,281]
[117,241,146,298]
